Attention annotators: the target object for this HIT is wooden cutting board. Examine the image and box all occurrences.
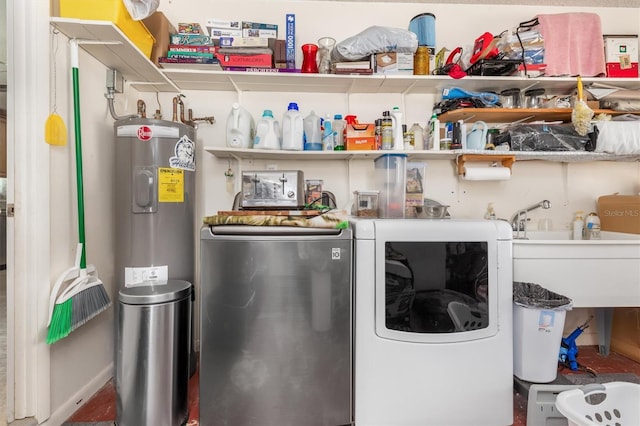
[217,210,321,216]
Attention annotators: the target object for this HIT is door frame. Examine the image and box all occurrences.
[6,0,51,422]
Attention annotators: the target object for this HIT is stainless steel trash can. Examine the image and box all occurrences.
[116,280,192,426]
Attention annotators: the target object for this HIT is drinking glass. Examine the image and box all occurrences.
[317,37,336,74]
[301,43,319,73]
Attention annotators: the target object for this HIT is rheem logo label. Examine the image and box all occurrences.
[137,126,152,141]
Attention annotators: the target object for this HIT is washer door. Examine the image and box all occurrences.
[373,220,503,343]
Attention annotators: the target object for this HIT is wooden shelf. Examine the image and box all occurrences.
[205,146,640,163]
[439,107,635,123]
[50,18,178,93]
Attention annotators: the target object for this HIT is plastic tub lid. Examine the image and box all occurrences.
[119,279,192,305]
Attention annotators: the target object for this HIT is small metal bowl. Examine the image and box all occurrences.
[420,204,450,219]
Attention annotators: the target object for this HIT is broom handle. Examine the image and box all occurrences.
[70,39,87,270]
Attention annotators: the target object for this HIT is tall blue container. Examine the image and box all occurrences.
[409,13,436,48]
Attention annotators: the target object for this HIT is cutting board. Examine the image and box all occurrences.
[217,210,321,216]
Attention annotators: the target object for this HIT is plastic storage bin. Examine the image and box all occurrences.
[116,280,192,426]
[59,0,155,58]
[555,382,640,426]
[374,154,407,218]
[513,281,572,383]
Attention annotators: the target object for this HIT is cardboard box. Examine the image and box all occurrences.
[373,52,413,74]
[285,14,296,68]
[604,35,638,62]
[205,19,241,30]
[170,33,212,46]
[597,194,640,234]
[346,123,376,150]
[610,307,640,363]
[604,35,639,77]
[216,52,273,68]
[143,12,177,66]
[606,62,639,78]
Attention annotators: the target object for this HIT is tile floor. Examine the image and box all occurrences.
[64,345,640,426]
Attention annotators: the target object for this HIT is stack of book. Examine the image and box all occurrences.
[159,22,221,70]
[206,19,277,70]
[333,58,374,75]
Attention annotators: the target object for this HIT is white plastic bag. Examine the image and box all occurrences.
[331,26,418,62]
[123,0,159,21]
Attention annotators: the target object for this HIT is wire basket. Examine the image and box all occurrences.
[555,382,640,426]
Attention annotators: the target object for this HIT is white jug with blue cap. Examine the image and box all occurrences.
[466,120,488,150]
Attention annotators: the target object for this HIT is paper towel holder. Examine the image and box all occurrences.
[456,154,516,176]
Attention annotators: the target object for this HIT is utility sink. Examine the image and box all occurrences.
[512,229,640,355]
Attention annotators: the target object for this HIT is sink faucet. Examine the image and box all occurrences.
[510,200,551,236]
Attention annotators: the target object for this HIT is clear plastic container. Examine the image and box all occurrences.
[303,110,322,151]
[352,190,379,217]
[374,154,407,218]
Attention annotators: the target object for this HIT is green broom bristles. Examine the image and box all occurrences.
[46,298,73,344]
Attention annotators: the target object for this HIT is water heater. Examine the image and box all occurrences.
[114,117,196,286]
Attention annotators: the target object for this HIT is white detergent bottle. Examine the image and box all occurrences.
[322,114,335,150]
[303,110,323,151]
[226,102,255,148]
[410,122,424,150]
[572,211,585,240]
[332,114,346,151]
[390,106,404,150]
[281,102,304,151]
[253,109,281,150]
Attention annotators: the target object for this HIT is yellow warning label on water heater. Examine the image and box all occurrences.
[158,167,184,203]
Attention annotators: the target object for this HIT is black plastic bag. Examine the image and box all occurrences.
[506,123,590,151]
[513,281,572,310]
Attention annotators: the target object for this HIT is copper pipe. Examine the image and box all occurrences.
[172,96,179,122]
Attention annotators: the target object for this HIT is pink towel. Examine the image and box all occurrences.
[536,13,606,77]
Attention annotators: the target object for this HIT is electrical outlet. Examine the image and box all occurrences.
[266,164,278,170]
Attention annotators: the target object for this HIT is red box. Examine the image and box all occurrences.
[216,53,273,68]
[346,123,376,150]
[606,62,638,78]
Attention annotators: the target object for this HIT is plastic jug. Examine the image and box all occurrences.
[303,110,322,151]
[466,120,488,150]
[332,114,346,151]
[390,107,404,150]
[281,102,304,151]
[322,114,334,151]
[226,102,255,149]
[253,110,281,150]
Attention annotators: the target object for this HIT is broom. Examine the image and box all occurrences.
[46,39,111,344]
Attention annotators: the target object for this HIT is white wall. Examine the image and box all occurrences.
[45,37,117,425]
[43,0,640,421]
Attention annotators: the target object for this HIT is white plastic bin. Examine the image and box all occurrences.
[513,282,572,383]
[556,382,640,426]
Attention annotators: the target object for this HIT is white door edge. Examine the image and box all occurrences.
[6,0,51,423]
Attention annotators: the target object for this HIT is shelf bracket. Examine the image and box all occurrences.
[456,153,516,175]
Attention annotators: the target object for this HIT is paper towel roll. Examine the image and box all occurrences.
[462,164,511,181]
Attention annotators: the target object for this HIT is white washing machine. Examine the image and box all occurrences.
[352,219,513,426]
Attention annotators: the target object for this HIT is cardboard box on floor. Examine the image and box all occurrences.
[143,11,177,66]
[597,194,640,234]
[611,307,640,363]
